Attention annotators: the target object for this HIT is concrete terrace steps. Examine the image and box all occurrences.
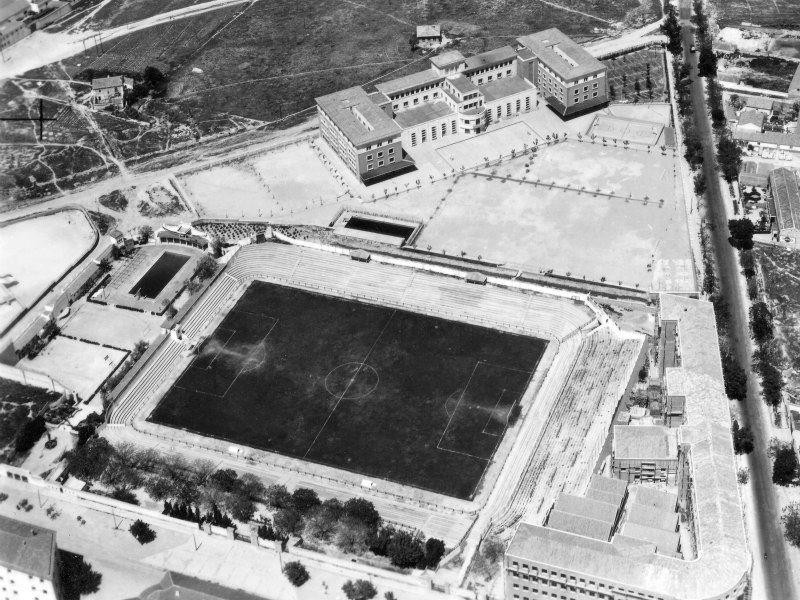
[487,327,641,535]
[109,338,185,425]
[180,273,241,339]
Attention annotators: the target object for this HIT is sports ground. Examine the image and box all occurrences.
[149,280,546,499]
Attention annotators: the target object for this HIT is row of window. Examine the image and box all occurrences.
[464,59,514,78]
[365,156,396,170]
[474,68,513,85]
[365,147,394,161]
[572,82,599,95]
[572,91,599,104]
[411,120,459,146]
[393,90,441,111]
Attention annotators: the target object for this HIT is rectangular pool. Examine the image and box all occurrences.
[129,252,190,299]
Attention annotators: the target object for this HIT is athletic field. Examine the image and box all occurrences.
[149,280,546,499]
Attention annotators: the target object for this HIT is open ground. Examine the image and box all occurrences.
[149,279,547,499]
[415,140,694,291]
[0,209,96,333]
[19,335,127,400]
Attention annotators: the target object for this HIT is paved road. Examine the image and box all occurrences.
[678,1,795,598]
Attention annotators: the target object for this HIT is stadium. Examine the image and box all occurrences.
[105,231,644,542]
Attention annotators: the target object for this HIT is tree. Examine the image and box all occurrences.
[782,502,800,547]
[698,43,718,77]
[424,538,446,569]
[342,579,378,600]
[481,536,505,563]
[721,349,747,401]
[138,224,153,244]
[731,420,754,454]
[387,530,425,569]
[717,134,742,183]
[304,504,340,540]
[14,416,46,453]
[693,172,706,196]
[343,498,381,534]
[129,519,156,544]
[334,517,370,554]
[750,301,773,344]
[110,488,139,505]
[58,550,102,600]
[273,508,302,537]
[773,445,799,485]
[266,484,292,509]
[195,254,218,280]
[63,436,115,481]
[283,561,310,587]
[292,487,321,515]
[661,4,682,54]
[728,219,755,250]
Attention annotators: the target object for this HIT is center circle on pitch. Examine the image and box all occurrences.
[324,362,380,399]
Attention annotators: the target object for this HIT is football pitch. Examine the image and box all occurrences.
[149,280,547,499]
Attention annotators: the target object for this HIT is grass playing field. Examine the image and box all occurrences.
[149,280,546,499]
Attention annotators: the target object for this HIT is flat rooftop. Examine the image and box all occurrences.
[612,425,678,461]
[517,28,605,81]
[463,45,517,71]
[393,101,452,128]
[316,86,401,147]
[508,295,751,599]
[480,75,534,102]
[0,515,56,581]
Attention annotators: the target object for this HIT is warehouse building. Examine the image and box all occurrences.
[767,167,800,242]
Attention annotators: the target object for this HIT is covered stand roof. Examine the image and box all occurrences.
[769,168,800,232]
[508,294,751,599]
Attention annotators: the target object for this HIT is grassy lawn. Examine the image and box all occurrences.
[149,280,546,499]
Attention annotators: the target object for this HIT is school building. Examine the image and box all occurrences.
[315,28,607,184]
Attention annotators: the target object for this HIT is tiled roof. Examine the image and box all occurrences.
[619,522,680,553]
[316,86,401,147]
[0,515,56,581]
[374,69,443,97]
[430,49,465,68]
[733,128,800,147]
[546,510,614,541]
[769,168,800,232]
[463,45,517,72]
[553,493,620,523]
[736,109,765,129]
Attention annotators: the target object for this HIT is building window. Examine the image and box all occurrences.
[497,73,503,79]
[488,75,493,81]
[378,160,384,166]
[593,82,598,88]
[411,133,417,146]
[478,78,483,84]
[389,156,395,163]
[366,154,372,161]
[368,164,374,170]
[497,106,502,118]
[442,123,447,136]
[388,147,394,154]
[506,103,511,116]
[451,120,457,134]
[403,101,409,107]
[421,129,426,142]
[431,126,437,139]
[525,96,531,110]
[377,151,383,158]
[593,91,598,97]
[413,98,419,105]
[516,99,521,112]
[584,95,588,100]
[423,95,429,101]
[584,86,588,92]
[507,69,512,75]
[433,92,439,98]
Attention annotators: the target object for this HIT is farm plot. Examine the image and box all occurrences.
[87,0,208,28]
[726,56,799,93]
[711,0,800,28]
[604,48,669,104]
[754,243,800,400]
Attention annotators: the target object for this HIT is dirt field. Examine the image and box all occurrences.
[0,210,96,331]
[19,336,127,401]
[415,140,693,291]
[711,0,800,28]
[61,301,164,350]
[177,140,346,219]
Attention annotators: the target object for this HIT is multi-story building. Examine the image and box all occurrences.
[90,75,132,110]
[0,515,62,600]
[504,295,751,600]
[516,28,608,116]
[611,424,679,484]
[315,28,606,184]
[0,0,30,50]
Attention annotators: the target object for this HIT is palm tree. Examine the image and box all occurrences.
[623,140,630,149]
[577,133,583,141]
[590,133,597,143]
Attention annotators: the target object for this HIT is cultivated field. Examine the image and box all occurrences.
[149,280,546,499]
[415,140,693,291]
[755,243,800,399]
[604,48,669,104]
[711,0,800,28]
[0,210,96,332]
